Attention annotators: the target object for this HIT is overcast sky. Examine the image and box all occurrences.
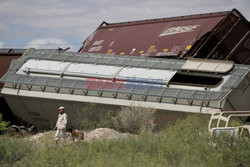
[0,0,249,51]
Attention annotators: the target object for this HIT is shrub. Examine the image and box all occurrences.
[0,113,9,134]
[1,114,249,167]
[114,106,156,133]
[0,136,35,166]
[80,103,117,130]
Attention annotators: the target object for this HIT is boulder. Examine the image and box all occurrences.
[84,128,131,142]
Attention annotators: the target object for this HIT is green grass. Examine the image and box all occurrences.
[0,115,249,167]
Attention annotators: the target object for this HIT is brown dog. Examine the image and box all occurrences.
[68,129,84,142]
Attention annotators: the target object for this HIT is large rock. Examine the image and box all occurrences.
[84,128,131,142]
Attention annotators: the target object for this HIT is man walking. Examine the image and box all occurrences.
[55,106,67,144]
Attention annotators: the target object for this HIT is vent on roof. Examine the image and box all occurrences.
[181,58,234,73]
[169,72,223,87]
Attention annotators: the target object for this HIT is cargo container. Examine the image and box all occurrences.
[80,9,250,65]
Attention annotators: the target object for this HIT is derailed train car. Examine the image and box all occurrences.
[79,9,250,65]
[0,49,26,122]
[0,49,249,129]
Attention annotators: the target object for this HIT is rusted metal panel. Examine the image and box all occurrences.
[80,9,250,65]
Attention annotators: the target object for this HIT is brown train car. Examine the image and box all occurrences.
[79,9,250,65]
[0,48,26,123]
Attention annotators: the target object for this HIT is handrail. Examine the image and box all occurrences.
[208,111,250,132]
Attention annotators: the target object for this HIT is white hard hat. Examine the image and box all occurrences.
[58,106,65,110]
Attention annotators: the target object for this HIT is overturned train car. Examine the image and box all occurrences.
[0,49,249,129]
[0,49,26,123]
[80,9,250,65]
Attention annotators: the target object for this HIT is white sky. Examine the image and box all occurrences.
[0,0,249,51]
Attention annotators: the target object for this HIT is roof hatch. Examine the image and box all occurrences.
[181,58,234,73]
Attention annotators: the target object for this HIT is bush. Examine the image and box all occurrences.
[114,106,156,133]
[80,103,117,130]
[0,136,35,166]
[155,115,250,167]
[0,113,9,134]
[1,114,249,167]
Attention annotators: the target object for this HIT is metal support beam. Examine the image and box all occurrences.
[206,18,241,59]
[225,31,250,60]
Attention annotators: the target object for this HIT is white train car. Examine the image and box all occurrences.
[1,49,249,130]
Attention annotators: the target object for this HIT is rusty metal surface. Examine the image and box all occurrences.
[80,9,250,65]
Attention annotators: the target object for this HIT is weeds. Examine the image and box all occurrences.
[0,136,35,167]
[80,103,117,130]
[0,114,249,167]
[79,104,155,134]
[114,106,156,133]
